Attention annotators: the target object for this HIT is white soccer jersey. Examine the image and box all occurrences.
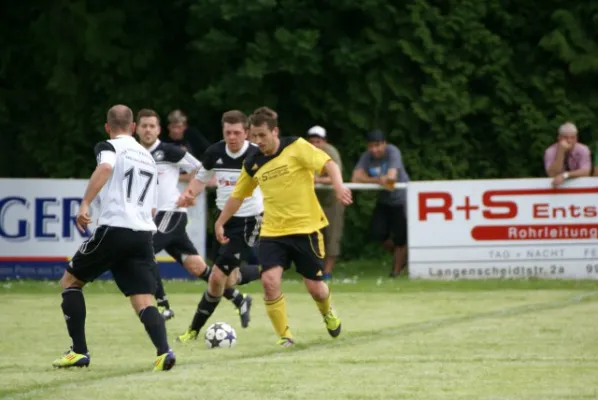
[195,140,263,217]
[94,135,158,231]
[147,140,201,212]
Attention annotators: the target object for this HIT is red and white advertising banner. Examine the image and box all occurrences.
[407,177,598,280]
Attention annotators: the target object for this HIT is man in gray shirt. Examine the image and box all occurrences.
[307,125,346,281]
[351,130,409,277]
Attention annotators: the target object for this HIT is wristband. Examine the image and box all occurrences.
[563,172,570,179]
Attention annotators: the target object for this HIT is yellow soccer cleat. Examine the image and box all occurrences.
[276,337,295,347]
[153,350,176,371]
[323,310,342,338]
[52,349,90,369]
[176,328,198,344]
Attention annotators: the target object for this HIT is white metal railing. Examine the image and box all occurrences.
[206,183,408,191]
[315,183,408,190]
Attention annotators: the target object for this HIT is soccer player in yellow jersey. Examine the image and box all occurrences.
[215,107,352,347]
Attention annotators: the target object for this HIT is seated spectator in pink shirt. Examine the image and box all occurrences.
[544,122,591,187]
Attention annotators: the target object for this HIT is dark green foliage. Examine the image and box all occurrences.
[2,0,597,258]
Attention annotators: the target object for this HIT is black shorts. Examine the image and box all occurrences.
[246,245,259,265]
[153,211,198,265]
[67,226,157,297]
[259,231,325,281]
[212,214,262,276]
[370,203,407,246]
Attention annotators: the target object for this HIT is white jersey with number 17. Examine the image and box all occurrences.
[94,134,158,232]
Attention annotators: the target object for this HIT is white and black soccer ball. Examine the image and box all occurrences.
[205,322,237,349]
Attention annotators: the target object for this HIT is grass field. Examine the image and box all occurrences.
[2,262,598,400]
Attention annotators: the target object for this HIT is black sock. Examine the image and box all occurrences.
[199,265,212,283]
[155,276,170,309]
[61,288,88,354]
[237,264,261,285]
[223,288,244,308]
[139,306,170,356]
[190,291,221,332]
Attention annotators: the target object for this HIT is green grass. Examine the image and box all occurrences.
[2,260,598,399]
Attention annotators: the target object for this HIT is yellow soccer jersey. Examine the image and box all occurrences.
[231,137,331,237]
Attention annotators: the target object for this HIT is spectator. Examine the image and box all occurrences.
[164,109,211,182]
[544,122,591,187]
[307,125,346,281]
[593,142,598,177]
[352,130,409,278]
[164,109,211,158]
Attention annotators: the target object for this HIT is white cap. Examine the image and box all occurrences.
[307,125,326,138]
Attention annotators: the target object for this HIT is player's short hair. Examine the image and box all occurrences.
[221,110,248,127]
[136,109,160,124]
[168,109,187,125]
[249,107,278,130]
[107,105,134,131]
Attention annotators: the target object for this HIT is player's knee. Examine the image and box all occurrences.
[130,294,154,314]
[208,268,227,295]
[60,270,84,290]
[183,254,207,277]
[304,278,329,301]
[209,266,226,282]
[261,268,282,299]
[225,269,239,288]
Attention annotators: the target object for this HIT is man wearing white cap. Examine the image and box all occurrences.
[307,125,345,281]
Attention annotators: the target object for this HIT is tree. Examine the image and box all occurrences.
[2,0,597,258]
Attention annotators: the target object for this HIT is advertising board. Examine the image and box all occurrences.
[408,178,598,280]
[0,178,206,280]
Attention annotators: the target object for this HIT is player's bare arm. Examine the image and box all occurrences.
[178,170,198,182]
[315,174,332,184]
[176,177,206,207]
[151,171,158,218]
[214,159,257,244]
[323,160,352,205]
[207,174,218,187]
[214,196,244,244]
[177,152,202,182]
[76,163,113,233]
[176,162,212,207]
[187,177,207,197]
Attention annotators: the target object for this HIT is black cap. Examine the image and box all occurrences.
[367,129,385,142]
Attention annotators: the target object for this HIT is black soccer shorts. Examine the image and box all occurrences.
[212,214,262,276]
[259,230,326,281]
[370,202,408,246]
[153,211,199,265]
[67,226,157,297]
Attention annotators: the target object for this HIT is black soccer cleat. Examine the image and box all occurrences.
[159,306,175,321]
[238,294,252,328]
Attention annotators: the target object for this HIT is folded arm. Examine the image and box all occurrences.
[351,168,380,184]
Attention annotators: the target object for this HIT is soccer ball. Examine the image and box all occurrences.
[205,322,237,349]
